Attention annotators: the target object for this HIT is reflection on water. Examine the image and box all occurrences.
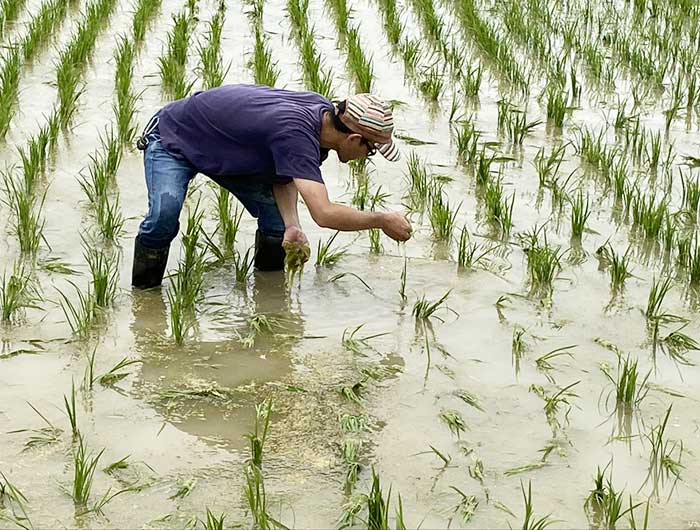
[130,271,303,450]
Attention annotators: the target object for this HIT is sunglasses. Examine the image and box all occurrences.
[361,137,377,157]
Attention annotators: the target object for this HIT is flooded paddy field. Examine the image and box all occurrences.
[1,0,700,527]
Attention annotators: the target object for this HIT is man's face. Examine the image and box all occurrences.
[337,133,376,163]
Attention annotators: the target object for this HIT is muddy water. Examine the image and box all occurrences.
[2,0,700,527]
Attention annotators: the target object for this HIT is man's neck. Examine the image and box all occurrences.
[319,111,343,151]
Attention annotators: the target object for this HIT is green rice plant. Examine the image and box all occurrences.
[200,508,226,530]
[0,261,41,324]
[641,406,684,500]
[404,151,430,211]
[644,276,677,325]
[569,190,591,240]
[72,434,104,507]
[231,247,253,284]
[64,380,79,437]
[315,231,347,267]
[524,230,563,297]
[12,403,63,450]
[166,278,193,344]
[98,357,141,386]
[680,170,700,222]
[83,243,119,309]
[342,439,362,492]
[246,400,273,469]
[346,26,373,93]
[519,480,555,530]
[206,190,242,262]
[132,0,162,45]
[399,257,407,303]
[342,324,387,354]
[340,413,367,432]
[367,468,391,530]
[529,381,579,435]
[457,226,495,269]
[400,38,422,74]
[1,170,46,255]
[453,389,483,411]
[418,67,443,103]
[368,228,382,253]
[0,471,32,529]
[584,466,641,528]
[95,192,125,242]
[689,240,700,285]
[21,0,69,61]
[412,289,452,322]
[429,188,459,241]
[535,345,575,384]
[599,244,632,292]
[439,409,466,438]
[512,325,527,372]
[503,108,542,144]
[58,281,99,338]
[546,86,567,128]
[631,192,667,240]
[325,0,349,36]
[197,6,228,90]
[660,325,700,366]
[645,130,662,169]
[159,10,195,99]
[461,64,482,99]
[475,149,495,188]
[628,499,650,530]
[603,356,650,412]
[483,177,514,236]
[0,47,21,138]
[250,26,279,88]
[454,120,479,165]
[449,487,478,524]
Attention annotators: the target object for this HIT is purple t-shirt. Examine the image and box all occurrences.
[158,85,333,183]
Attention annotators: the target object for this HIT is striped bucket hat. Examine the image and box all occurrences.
[339,94,401,162]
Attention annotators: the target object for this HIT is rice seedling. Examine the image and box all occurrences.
[518,480,556,530]
[346,26,374,93]
[71,434,103,507]
[400,38,422,74]
[429,189,459,241]
[58,280,100,338]
[12,402,63,450]
[600,244,632,293]
[315,231,347,267]
[250,27,279,88]
[660,325,700,366]
[454,120,479,165]
[468,459,484,483]
[21,0,69,61]
[529,381,579,435]
[502,107,542,144]
[197,5,228,90]
[628,499,650,530]
[246,400,273,469]
[453,389,483,412]
[366,468,392,529]
[98,357,141,387]
[340,413,367,432]
[457,226,495,269]
[200,508,226,530]
[461,64,483,100]
[569,190,591,240]
[438,409,466,438]
[0,471,32,529]
[404,151,430,211]
[603,356,650,413]
[0,261,41,324]
[448,487,478,524]
[412,290,453,323]
[645,130,662,170]
[584,465,642,528]
[524,229,563,297]
[512,325,527,372]
[342,438,362,492]
[680,170,700,222]
[132,0,162,45]
[504,461,547,477]
[244,465,282,530]
[342,324,388,354]
[474,149,495,188]
[340,382,364,405]
[418,67,443,103]
[484,177,514,236]
[535,345,575,384]
[1,170,46,255]
[641,406,684,500]
[159,10,195,99]
[645,276,684,326]
[546,86,567,128]
[232,247,254,284]
[83,244,119,309]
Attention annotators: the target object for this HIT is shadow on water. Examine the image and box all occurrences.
[129,271,303,450]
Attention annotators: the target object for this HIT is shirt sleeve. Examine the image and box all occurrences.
[269,129,325,184]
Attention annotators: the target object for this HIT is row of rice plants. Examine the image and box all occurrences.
[324,0,374,93]
[0,0,27,43]
[244,0,279,87]
[0,0,70,138]
[287,0,335,99]
[158,1,198,99]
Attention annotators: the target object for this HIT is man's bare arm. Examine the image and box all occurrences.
[272,181,301,228]
[294,178,412,241]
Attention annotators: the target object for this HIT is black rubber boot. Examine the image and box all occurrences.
[131,236,170,289]
[254,229,285,271]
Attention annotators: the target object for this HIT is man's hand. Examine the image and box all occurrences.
[381,212,412,242]
[282,225,311,265]
[283,225,309,247]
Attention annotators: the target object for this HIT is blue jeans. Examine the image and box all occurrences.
[136,128,285,250]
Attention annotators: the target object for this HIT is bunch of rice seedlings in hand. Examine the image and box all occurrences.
[412,290,453,323]
[368,228,382,254]
[0,261,41,324]
[484,177,514,237]
[535,345,575,384]
[1,170,46,255]
[429,188,459,241]
[132,0,163,45]
[524,229,563,298]
[518,480,556,530]
[315,231,347,266]
[529,381,579,435]
[569,190,591,240]
[399,257,407,303]
[641,406,684,500]
[200,508,226,530]
[439,409,466,438]
[250,27,279,87]
[584,465,642,528]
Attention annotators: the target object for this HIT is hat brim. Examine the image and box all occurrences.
[378,140,401,162]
